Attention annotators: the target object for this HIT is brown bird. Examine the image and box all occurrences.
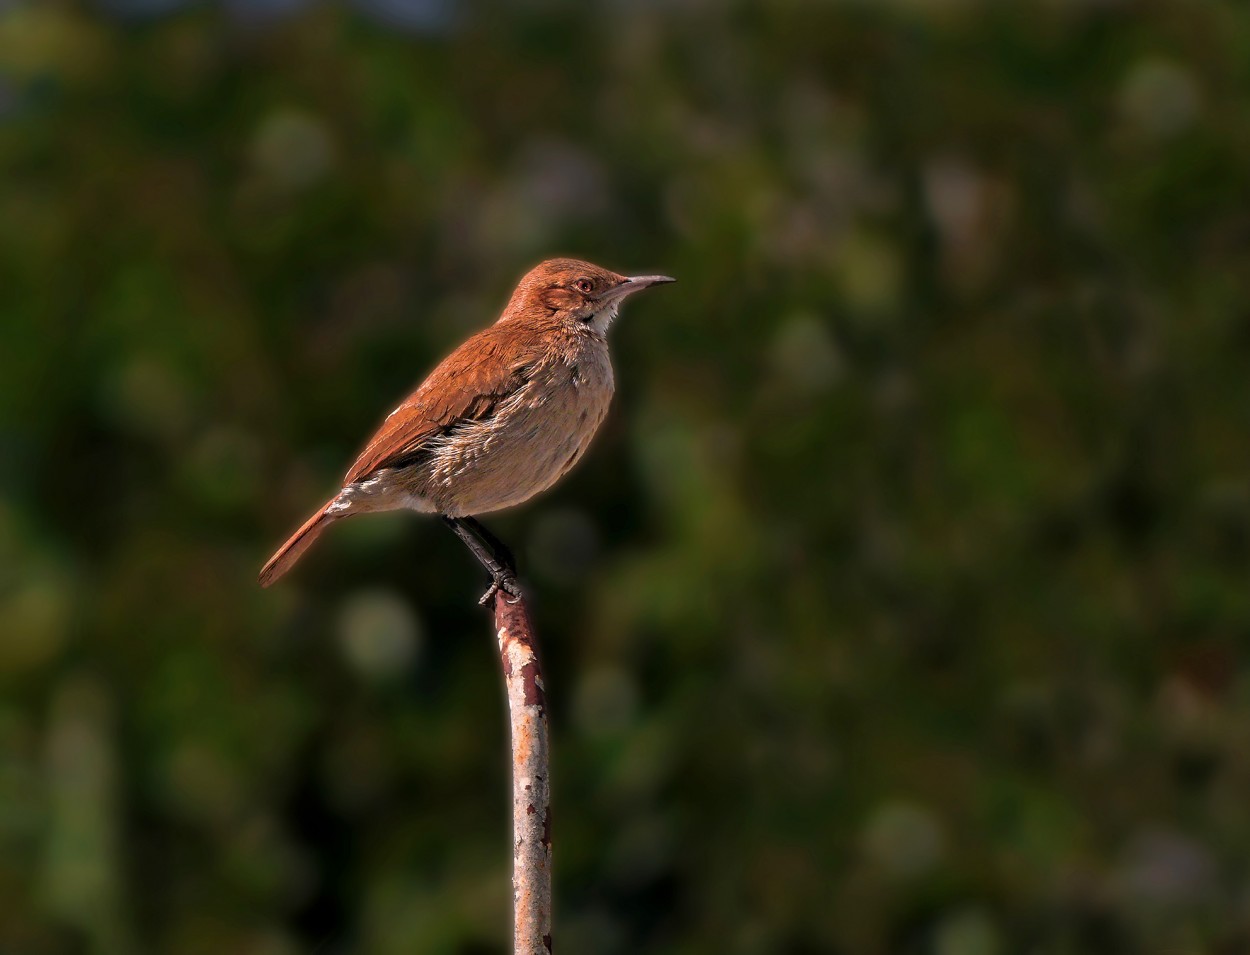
[259,258,674,601]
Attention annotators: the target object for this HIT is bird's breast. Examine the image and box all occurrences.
[425,340,615,515]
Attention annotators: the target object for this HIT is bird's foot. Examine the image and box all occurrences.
[479,572,523,608]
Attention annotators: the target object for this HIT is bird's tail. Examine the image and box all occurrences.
[259,501,337,588]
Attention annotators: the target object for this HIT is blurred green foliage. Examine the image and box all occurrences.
[3,1,1250,953]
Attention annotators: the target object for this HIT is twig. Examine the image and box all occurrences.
[493,590,552,954]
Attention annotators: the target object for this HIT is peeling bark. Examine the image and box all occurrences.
[493,591,552,954]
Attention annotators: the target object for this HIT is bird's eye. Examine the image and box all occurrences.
[574,278,594,294]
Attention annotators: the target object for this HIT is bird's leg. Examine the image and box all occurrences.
[460,516,518,577]
[462,517,522,604]
[441,516,522,606]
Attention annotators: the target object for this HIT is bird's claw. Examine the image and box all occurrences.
[479,573,523,607]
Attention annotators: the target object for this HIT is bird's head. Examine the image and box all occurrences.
[505,258,674,336]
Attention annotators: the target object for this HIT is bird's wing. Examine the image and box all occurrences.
[342,325,543,486]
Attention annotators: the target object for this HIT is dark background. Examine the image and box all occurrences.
[3,1,1250,953]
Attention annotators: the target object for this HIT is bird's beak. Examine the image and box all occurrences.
[599,274,676,302]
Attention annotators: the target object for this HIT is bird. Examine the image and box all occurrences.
[259,258,675,602]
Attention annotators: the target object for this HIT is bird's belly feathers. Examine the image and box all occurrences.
[420,348,614,516]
